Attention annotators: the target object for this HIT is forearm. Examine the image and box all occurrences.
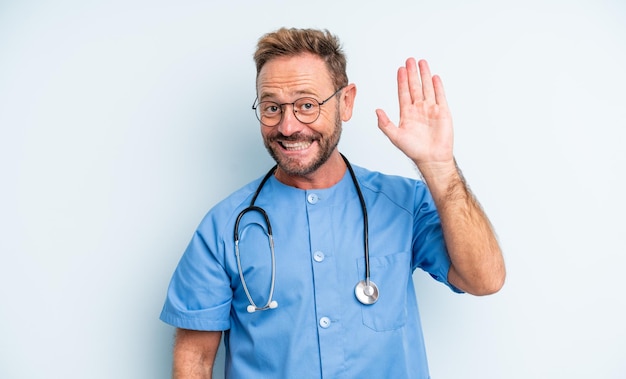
[173,329,222,379]
[375,57,502,293]
[419,159,505,295]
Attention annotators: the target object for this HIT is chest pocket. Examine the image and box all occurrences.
[358,251,411,331]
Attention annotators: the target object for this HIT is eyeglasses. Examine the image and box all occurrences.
[252,87,345,127]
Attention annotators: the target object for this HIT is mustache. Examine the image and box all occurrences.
[267,131,319,142]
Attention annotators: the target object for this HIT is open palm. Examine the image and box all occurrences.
[376,58,454,168]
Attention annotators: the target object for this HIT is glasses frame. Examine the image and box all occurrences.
[252,86,345,127]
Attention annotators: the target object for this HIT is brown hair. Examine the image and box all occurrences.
[253,27,348,89]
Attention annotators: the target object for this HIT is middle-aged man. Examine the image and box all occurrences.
[160,27,506,379]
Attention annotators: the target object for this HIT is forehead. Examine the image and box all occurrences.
[257,53,334,98]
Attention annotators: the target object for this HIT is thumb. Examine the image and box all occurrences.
[376,109,396,138]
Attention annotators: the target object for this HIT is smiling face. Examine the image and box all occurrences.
[257,53,354,182]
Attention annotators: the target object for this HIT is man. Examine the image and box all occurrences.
[160,27,505,379]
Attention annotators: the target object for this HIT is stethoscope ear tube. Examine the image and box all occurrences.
[234,205,278,313]
[233,167,278,313]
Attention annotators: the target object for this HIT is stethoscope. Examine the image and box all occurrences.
[234,154,379,313]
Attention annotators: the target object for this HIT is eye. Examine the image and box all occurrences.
[261,102,281,115]
[296,99,318,114]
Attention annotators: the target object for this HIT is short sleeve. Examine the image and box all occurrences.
[159,229,233,331]
[411,182,464,294]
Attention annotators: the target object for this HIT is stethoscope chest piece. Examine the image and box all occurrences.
[355,280,379,305]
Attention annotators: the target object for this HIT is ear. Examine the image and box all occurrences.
[339,83,357,122]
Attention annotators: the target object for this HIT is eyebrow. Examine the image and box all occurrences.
[258,89,319,102]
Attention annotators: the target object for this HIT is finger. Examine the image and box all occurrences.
[418,59,435,103]
[397,66,411,113]
[405,57,423,103]
[433,75,449,108]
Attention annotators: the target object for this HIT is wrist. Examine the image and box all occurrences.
[416,159,465,200]
[416,158,457,182]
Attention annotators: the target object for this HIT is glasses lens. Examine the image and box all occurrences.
[255,101,281,126]
[293,98,320,124]
[254,97,324,126]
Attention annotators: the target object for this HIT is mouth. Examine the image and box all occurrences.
[279,140,313,151]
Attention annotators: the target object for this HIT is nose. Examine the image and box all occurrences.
[276,104,304,136]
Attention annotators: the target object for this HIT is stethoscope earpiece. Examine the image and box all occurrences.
[246,300,279,313]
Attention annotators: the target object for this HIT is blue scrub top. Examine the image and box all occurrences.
[160,165,461,379]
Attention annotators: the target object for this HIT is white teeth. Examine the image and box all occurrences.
[281,141,312,151]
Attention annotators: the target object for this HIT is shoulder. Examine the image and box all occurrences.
[352,165,430,205]
[195,170,272,237]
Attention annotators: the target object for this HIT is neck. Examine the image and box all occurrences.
[274,151,347,190]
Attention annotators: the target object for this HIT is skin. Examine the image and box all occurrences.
[376,58,505,296]
[172,54,505,379]
[257,53,357,189]
[172,329,221,378]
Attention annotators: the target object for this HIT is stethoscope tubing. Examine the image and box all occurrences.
[233,154,378,312]
[234,205,276,312]
[341,154,372,288]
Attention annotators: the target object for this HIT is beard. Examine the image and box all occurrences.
[263,110,342,177]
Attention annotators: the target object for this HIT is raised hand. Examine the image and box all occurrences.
[376,58,454,171]
[376,58,505,296]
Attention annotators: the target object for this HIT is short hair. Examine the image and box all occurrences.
[253,27,348,90]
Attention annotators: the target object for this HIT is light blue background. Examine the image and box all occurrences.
[1,0,625,378]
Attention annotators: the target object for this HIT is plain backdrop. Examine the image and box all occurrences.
[1,0,625,378]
